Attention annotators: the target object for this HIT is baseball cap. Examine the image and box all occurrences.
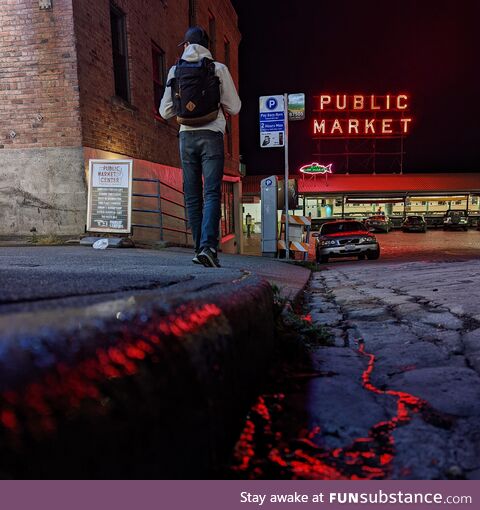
[178,26,209,48]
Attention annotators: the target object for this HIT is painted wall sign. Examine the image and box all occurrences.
[312,94,412,137]
[87,159,133,233]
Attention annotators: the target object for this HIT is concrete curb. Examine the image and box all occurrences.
[0,275,274,478]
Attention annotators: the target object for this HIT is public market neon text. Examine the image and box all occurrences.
[312,94,412,136]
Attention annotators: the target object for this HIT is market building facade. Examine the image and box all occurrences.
[242,173,480,238]
[241,91,480,242]
[0,0,242,251]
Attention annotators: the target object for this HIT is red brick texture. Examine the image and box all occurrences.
[0,0,82,150]
[72,0,241,176]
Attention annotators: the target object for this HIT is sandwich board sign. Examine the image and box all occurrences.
[87,159,133,233]
[259,95,285,148]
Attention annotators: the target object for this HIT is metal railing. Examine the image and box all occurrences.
[132,177,191,246]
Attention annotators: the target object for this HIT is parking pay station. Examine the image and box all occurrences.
[261,176,278,256]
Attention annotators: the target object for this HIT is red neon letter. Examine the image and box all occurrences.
[365,118,375,134]
[353,95,364,110]
[313,119,326,134]
[400,118,412,133]
[320,95,331,110]
[382,119,393,134]
[336,95,347,110]
[331,119,343,134]
[348,119,359,134]
[397,95,408,110]
[370,95,380,110]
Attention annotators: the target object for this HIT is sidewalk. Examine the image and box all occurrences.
[0,245,310,478]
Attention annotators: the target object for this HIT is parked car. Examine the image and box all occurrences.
[425,215,445,229]
[402,215,427,233]
[314,220,380,263]
[443,210,468,231]
[364,215,393,233]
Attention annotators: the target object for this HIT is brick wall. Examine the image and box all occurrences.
[0,0,85,236]
[72,0,241,175]
[0,0,82,149]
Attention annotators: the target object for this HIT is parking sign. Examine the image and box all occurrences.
[259,95,285,148]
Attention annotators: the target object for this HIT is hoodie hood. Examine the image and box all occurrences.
[181,43,213,62]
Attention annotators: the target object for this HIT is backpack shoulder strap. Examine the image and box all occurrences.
[202,57,216,71]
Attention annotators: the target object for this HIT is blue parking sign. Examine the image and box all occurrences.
[266,97,278,110]
[259,95,285,148]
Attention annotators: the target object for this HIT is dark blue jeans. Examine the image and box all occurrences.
[179,130,224,252]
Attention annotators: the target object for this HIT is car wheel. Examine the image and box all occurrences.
[320,255,329,264]
[367,249,380,260]
[463,227,468,231]
[357,254,365,260]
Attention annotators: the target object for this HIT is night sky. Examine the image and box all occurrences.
[230,0,480,175]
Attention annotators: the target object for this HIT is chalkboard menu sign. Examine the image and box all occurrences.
[87,160,133,233]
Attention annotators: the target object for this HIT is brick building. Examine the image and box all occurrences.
[0,0,242,252]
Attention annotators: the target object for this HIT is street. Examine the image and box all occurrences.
[232,245,480,479]
[244,229,480,262]
[336,229,480,262]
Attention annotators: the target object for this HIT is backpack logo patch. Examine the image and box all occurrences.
[186,101,196,112]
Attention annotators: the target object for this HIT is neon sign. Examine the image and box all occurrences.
[299,162,333,175]
[312,94,412,137]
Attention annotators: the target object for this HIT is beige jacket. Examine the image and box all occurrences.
[159,44,241,134]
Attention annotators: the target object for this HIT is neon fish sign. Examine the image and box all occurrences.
[299,162,333,174]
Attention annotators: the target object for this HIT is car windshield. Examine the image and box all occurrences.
[407,216,423,223]
[447,211,466,217]
[321,222,367,235]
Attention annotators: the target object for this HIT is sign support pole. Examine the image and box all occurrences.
[284,93,289,260]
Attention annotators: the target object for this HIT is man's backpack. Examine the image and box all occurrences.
[168,57,221,126]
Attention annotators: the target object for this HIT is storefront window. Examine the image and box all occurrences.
[221,182,234,237]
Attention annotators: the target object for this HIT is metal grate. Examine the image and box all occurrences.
[338,238,360,245]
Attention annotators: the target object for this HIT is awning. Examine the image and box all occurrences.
[346,197,405,204]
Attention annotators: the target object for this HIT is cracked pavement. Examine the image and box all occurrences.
[307,258,480,479]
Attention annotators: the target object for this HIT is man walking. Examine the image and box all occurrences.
[160,27,241,267]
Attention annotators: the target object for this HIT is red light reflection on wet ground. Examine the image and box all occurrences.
[232,342,425,479]
[0,303,222,438]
